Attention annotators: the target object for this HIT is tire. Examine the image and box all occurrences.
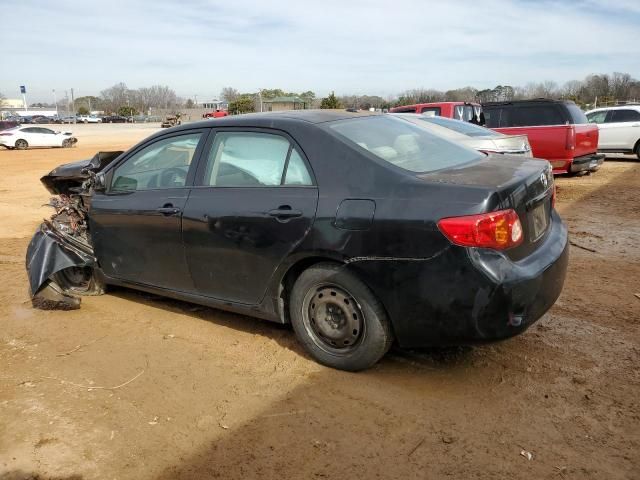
[62,139,71,148]
[51,266,105,296]
[635,141,640,160]
[289,263,393,371]
[15,139,28,150]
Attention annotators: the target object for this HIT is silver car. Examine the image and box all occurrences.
[392,113,532,157]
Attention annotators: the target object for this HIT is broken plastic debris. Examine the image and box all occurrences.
[520,449,533,461]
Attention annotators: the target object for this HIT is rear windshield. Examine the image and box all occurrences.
[418,116,501,137]
[420,107,441,116]
[328,115,482,173]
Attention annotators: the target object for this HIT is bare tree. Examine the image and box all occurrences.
[220,87,240,103]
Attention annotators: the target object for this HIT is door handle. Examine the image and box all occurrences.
[156,205,181,215]
[268,205,303,220]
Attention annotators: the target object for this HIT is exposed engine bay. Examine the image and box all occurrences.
[26,151,123,309]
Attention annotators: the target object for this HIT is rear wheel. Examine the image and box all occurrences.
[51,267,105,296]
[635,141,640,160]
[15,139,28,150]
[289,263,393,371]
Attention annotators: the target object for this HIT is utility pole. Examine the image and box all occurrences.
[53,89,58,116]
[71,88,76,123]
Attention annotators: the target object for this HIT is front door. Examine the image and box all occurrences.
[89,130,207,292]
[182,129,318,304]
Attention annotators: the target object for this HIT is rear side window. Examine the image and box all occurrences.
[483,107,508,128]
[608,109,640,122]
[329,115,482,173]
[392,107,417,113]
[564,104,588,124]
[510,106,564,127]
[452,105,476,122]
[203,132,313,187]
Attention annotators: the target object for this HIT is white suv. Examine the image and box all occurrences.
[76,115,102,124]
[585,106,640,159]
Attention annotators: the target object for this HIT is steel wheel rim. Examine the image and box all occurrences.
[301,283,365,355]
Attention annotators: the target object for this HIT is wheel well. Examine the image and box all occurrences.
[633,138,640,154]
[278,257,344,324]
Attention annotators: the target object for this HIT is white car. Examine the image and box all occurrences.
[392,114,533,156]
[77,115,102,123]
[0,126,78,150]
[585,106,640,159]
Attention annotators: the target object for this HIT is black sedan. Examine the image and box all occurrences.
[26,111,568,371]
[102,115,132,123]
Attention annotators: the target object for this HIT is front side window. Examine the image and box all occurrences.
[608,109,640,123]
[111,133,202,192]
[329,115,482,173]
[587,111,607,124]
[203,132,313,187]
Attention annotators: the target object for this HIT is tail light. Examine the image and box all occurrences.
[437,209,523,250]
[565,126,575,151]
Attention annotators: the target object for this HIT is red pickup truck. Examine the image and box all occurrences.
[482,100,604,174]
[390,101,482,123]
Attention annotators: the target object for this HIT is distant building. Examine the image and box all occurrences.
[263,96,308,112]
[2,98,26,108]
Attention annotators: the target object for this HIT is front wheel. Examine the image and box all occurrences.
[635,142,640,160]
[15,139,28,150]
[289,263,393,371]
[51,267,105,296]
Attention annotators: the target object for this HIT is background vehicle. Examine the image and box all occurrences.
[26,112,566,371]
[393,113,532,156]
[203,110,229,118]
[0,126,77,149]
[585,105,640,159]
[102,115,132,123]
[390,101,483,123]
[0,121,20,131]
[482,99,604,174]
[77,115,102,124]
[161,113,182,128]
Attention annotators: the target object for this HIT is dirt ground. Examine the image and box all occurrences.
[1,124,638,480]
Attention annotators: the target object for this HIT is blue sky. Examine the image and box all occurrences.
[1,0,639,102]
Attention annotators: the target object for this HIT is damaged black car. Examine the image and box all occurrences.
[26,111,569,371]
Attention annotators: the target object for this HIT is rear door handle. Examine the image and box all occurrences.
[156,205,181,215]
[268,205,302,220]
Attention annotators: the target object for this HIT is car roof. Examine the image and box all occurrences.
[176,110,380,130]
[585,105,640,113]
[482,99,576,106]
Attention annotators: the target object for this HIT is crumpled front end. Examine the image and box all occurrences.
[25,152,120,310]
[26,220,96,310]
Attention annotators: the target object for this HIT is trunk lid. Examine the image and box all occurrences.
[421,154,554,259]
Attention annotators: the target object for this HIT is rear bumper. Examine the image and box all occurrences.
[549,153,605,174]
[570,153,605,173]
[351,211,569,348]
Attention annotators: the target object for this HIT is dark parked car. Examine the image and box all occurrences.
[102,115,132,123]
[0,121,20,131]
[26,111,568,371]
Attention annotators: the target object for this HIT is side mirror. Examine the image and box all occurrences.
[94,172,107,192]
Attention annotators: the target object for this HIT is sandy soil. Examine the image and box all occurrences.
[0,126,638,480]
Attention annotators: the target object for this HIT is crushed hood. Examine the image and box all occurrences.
[40,150,123,195]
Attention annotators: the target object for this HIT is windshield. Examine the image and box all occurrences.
[415,116,501,137]
[328,115,483,173]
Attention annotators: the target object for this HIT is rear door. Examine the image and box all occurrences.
[603,109,640,149]
[182,128,318,305]
[89,129,208,292]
